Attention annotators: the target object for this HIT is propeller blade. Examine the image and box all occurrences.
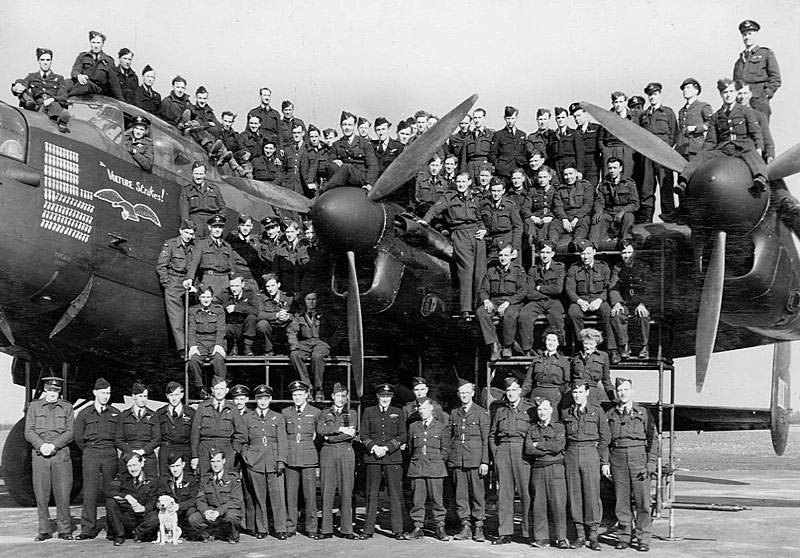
[770,340,791,456]
[346,251,365,397]
[695,231,726,392]
[368,94,478,201]
[222,176,314,213]
[580,101,689,174]
[767,140,800,181]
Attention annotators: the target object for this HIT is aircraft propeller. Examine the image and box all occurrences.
[231,95,478,397]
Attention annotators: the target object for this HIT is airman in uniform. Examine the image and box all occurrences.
[282,124,306,194]
[590,157,639,250]
[476,244,527,360]
[220,275,260,356]
[226,214,262,291]
[155,382,195,473]
[133,64,161,116]
[68,30,123,100]
[448,379,490,542]
[407,398,451,541]
[599,92,635,177]
[73,377,119,540]
[566,240,619,362]
[156,220,196,352]
[115,47,138,104]
[528,165,558,247]
[190,376,246,475]
[526,109,553,164]
[189,449,243,543]
[282,380,321,538]
[186,286,227,395]
[518,241,565,353]
[258,216,284,272]
[481,181,523,260]
[637,82,678,223]
[179,162,226,239]
[320,111,379,193]
[24,376,74,541]
[448,114,472,160]
[419,172,487,319]
[12,47,71,133]
[550,164,594,252]
[610,240,654,360]
[300,125,332,194]
[563,379,610,551]
[602,378,657,552]
[316,383,365,539]
[524,397,569,549]
[115,382,160,479]
[124,115,153,171]
[236,115,267,177]
[158,75,192,130]
[415,154,450,217]
[242,385,289,540]
[733,19,780,120]
[521,329,570,411]
[185,214,236,299]
[106,452,159,545]
[550,106,584,178]
[489,106,527,186]
[247,87,284,152]
[252,138,286,183]
[489,376,533,544]
[402,376,449,429]
[571,103,602,186]
[158,452,198,537]
[675,78,713,162]
[460,108,495,182]
[361,384,409,540]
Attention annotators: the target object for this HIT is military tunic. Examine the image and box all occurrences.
[549,127,584,178]
[133,84,161,116]
[637,105,678,218]
[186,236,236,297]
[733,45,781,118]
[186,302,227,387]
[247,104,283,151]
[282,403,321,535]
[521,351,570,410]
[288,310,341,390]
[610,257,654,352]
[115,65,138,105]
[576,122,602,185]
[73,403,120,536]
[321,135,379,191]
[24,397,74,535]
[476,262,526,347]
[489,127,528,183]
[156,236,194,351]
[115,407,160,478]
[407,418,450,527]
[524,420,567,543]
[459,128,494,182]
[242,408,288,534]
[489,400,534,537]
[447,402,490,524]
[571,350,615,404]
[518,260,566,351]
[566,260,617,351]
[676,100,713,160]
[480,195,523,257]
[316,406,358,535]
[190,400,245,475]
[179,182,226,238]
[12,70,70,125]
[159,92,192,127]
[105,469,159,540]
[563,402,609,542]
[69,51,123,100]
[361,404,406,535]
[156,404,196,472]
[605,403,657,546]
[123,130,153,171]
[423,191,487,312]
[549,180,594,250]
[188,471,243,538]
[589,176,639,248]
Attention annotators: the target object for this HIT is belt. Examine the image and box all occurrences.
[534,383,561,389]
[202,270,229,276]
[611,443,646,450]
[168,270,187,277]
[567,441,599,448]
[468,156,488,162]
[497,439,524,444]
[162,441,190,447]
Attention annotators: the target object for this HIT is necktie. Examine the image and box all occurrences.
[100,405,106,413]
[42,71,48,79]
[296,406,302,415]
[260,411,266,420]
[173,408,179,419]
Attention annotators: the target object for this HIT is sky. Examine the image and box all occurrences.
[1,0,800,422]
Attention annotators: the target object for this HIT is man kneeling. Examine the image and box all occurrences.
[188,449,242,543]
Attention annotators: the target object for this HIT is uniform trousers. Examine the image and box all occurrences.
[548,217,590,252]
[105,499,159,539]
[494,441,531,537]
[247,468,287,534]
[80,446,118,535]
[609,446,652,545]
[451,466,485,523]
[565,445,601,540]
[452,225,487,312]
[188,341,227,389]
[320,444,355,534]
[256,319,290,353]
[363,463,404,535]
[530,462,567,541]
[477,301,521,346]
[589,212,635,250]
[163,277,188,350]
[199,271,230,299]
[290,339,330,389]
[285,466,318,534]
[611,306,651,349]
[637,160,674,221]
[32,452,73,534]
[226,315,257,347]
[236,454,255,532]
[567,301,617,350]
[409,477,445,526]
[188,508,241,538]
[518,299,565,351]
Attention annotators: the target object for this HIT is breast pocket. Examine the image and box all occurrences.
[187,194,201,212]
[563,416,578,436]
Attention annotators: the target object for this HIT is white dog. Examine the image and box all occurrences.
[154,494,182,545]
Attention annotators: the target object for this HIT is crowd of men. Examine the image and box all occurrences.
[16,18,784,552]
[27,367,656,550]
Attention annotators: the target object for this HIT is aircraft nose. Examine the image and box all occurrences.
[311,187,387,254]
[686,156,769,234]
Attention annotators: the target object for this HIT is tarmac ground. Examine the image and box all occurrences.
[0,468,798,558]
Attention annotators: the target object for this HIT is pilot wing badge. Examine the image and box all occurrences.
[94,188,161,227]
